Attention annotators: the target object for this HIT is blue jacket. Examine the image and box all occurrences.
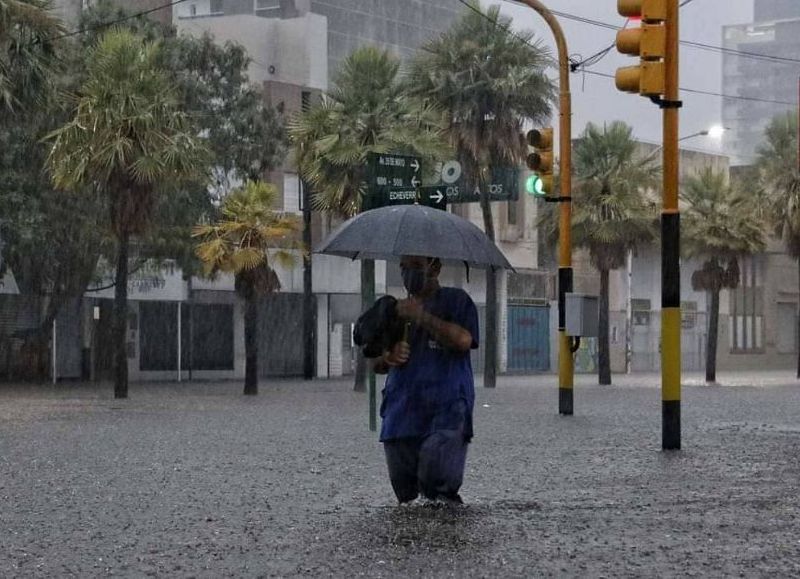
[379,287,479,442]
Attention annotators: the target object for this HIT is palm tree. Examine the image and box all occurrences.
[0,0,63,111]
[756,111,800,377]
[569,121,659,385]
[289,45,445,391]
[194,181,302,395]
[683,167,765,383]
[407,1,554,388]
[46,29,208,398]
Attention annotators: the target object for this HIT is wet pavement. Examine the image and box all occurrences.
[1,371,799,577]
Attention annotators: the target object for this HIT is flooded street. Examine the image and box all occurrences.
[2,375,799,577]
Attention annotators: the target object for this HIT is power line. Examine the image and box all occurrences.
[579,69,797,106]
[502,0,800,69]
[455,0,799,106]
[49,0,191,41]
[570,0,694,71]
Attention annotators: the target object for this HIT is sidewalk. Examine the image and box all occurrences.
[1,374,799,577]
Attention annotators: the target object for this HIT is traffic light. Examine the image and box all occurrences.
[525,127,554,197]
[615,0,667,97]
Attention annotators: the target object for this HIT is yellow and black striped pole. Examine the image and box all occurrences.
[520,0,574,416]
[661,0,681,450]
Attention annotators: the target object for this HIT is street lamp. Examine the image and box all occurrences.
[679,125,728,142]
[642,125,730,163]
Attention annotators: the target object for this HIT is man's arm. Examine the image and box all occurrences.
[397,299,472,353]
[417,310,473,353]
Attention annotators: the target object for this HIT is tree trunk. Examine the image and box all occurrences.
[302,180,315,380]
[354,259,374,392]
[599,268,612,385]
[244,294,259,395]
[706,289,720,383]
[479,181,498,389]
[113,233,130,399]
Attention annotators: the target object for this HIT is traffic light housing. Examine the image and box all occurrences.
[525,127,554,197]
[615,0,667,97]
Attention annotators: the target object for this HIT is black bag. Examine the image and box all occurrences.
[353,296,405,358]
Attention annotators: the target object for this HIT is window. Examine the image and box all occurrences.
[729,256,764,352]
[632,299,651,326]
[255,0,280,15]
[681,301,697,329]
[210,0,224,14]
[189,4,197,16]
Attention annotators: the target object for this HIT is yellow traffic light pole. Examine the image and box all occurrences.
[615,0,680,449]
[661,0,681,450]
[518,0,574,415]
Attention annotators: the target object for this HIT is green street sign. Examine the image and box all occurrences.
[363,187,447,211]
[432,162,518,203]
[366,152,422,193]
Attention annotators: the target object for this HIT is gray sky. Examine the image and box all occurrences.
[496,0,755,155]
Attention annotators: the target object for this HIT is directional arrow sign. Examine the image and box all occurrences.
[418,186,448,210]
[411,175,421,187]
[364,187,448,211]
[366,152,422,193]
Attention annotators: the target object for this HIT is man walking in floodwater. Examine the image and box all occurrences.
[373,255,479,505]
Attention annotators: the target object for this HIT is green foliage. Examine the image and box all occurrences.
[0,108,109,296]
[683,167,765,292]
[407,1,554,186]
[46,28,209,237]
[0,0,64,111]
[161,32,286,191]
[573,122,659,270]
[193,181,302,300]
[756,111,800,257]
[543,121,659,271]
[290,45,446,217]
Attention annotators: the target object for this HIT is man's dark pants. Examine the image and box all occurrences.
[383,427,468,503]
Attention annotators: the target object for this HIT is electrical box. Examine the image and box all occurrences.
[566,293,599,338]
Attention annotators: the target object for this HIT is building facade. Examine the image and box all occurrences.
[558,141,800,376]
[722,0,800,165]
[51,0,175,28]
[174,0,463,77]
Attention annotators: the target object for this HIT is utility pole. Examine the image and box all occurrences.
[615,0,681,450]
[302,179,315,380]
[518,0,574,415]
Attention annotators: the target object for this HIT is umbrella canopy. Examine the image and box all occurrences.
[316,204,513,270]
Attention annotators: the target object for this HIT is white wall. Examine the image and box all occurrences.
[177,13,328,90]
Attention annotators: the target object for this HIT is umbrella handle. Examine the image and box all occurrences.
[402,321,411,343]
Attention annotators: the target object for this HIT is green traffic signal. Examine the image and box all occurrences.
[526,174,545,197]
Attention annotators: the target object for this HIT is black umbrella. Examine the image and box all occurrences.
[316,204,513,270]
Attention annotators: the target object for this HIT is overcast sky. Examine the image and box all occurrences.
[496,0,756,155]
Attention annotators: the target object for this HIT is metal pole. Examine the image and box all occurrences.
[519,0,574,415]
[177,301,182,383]
[52,318,57,385]
[661,0,681,450]
[626,249,633,374]
[302,179,316,380]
